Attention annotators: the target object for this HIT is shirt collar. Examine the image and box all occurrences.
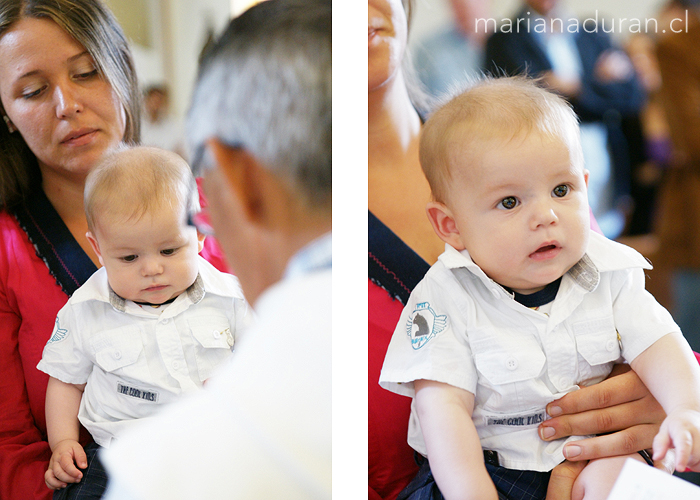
[439,231,651,294]
[283,232,332,280]
[108,273,205,313]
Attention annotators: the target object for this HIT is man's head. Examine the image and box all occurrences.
[186,0,331,304]
[85,146,204,304]
[525,0,560,16]
[422,76,590,294]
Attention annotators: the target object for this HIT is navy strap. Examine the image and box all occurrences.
[13,188,97,297]
[368,211,430,305]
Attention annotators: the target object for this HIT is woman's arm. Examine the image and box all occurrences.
[0,306,52,500]
[414,379,497,500]
[539,354,700,470]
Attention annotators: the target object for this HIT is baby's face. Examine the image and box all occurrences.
[90,205,203,304]
[445,131,590,294]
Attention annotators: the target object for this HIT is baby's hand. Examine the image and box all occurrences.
[45,439,87,489]
[652,409,700,472]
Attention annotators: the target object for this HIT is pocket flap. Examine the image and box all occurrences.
[475,348,546,385]
[94,328,143,372]
[188,318,233,349]
[573,317,621,366]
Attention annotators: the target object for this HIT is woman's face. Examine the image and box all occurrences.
[368,0,408,92]
[0,17,126,180]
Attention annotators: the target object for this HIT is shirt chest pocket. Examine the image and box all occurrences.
[188,315,234,381]
[92,327,149,380]
[573,316,621,366]
[472,335,547,411]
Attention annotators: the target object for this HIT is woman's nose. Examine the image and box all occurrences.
[54,82,83,119]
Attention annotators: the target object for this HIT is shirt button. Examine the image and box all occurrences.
[506,357,518,370]
[213,330,220,339]
[173,360,181,370]
[559,377,571,388]
[606,339,616,351]
[113,350,122,360]
[161,318,170,325]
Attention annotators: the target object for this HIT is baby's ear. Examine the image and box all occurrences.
[85,232,105,267]
[426,201,466,251]
[196,231,206,253]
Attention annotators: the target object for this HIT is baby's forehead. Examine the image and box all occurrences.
[446,119,576,155]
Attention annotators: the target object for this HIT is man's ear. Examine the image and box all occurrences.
[85,232,105,267]
[207,139,263,225]
[426,201,466,251]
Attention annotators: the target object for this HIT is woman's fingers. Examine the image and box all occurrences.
[556,424,660,462]
[546,365,649,417]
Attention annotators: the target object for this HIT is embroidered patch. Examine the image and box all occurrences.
[47,318,68,344]
[405,302,447,349]
[483,410,547,427]
[117,383,159,402]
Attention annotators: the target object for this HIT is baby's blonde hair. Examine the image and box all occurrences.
[85,146,200,233]
[420,76,584,203]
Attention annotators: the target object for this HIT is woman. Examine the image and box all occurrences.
[368,1,432,498]
[0,1,225,498]
[368,1,683,498]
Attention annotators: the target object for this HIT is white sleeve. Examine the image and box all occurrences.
[612,267,681,362]
[379,271,478,398]
[36,302,93,384]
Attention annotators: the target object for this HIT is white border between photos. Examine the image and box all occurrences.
[332,1,368,498]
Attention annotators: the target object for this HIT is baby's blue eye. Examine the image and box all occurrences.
[498,197,518,210]
[161,248,176,256]
[553,185,569,197]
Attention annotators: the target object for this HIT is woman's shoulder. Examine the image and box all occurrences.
[0,209,29,251]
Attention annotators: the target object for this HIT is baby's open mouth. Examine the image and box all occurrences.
[535,244,557,253]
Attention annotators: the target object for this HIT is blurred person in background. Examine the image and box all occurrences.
[654,0,700,356]
[413,0,490,98]
[140,84,185,158]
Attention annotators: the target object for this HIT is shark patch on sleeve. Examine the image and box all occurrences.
[405,302,448,349]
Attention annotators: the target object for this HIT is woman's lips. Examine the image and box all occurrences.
[61,129,97,146]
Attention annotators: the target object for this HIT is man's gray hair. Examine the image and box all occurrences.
[187,0,331,209]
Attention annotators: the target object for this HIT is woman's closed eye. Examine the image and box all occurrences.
[21,84,47,100]
[73,68,99,81]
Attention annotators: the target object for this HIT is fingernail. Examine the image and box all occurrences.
[540,426,556,439]
[548,405,562,417]
[564,445,582,459]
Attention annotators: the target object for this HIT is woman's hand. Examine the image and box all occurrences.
[538,364,666,462]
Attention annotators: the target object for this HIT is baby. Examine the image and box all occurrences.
[38,146,250,497]
[380,77,700,499]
